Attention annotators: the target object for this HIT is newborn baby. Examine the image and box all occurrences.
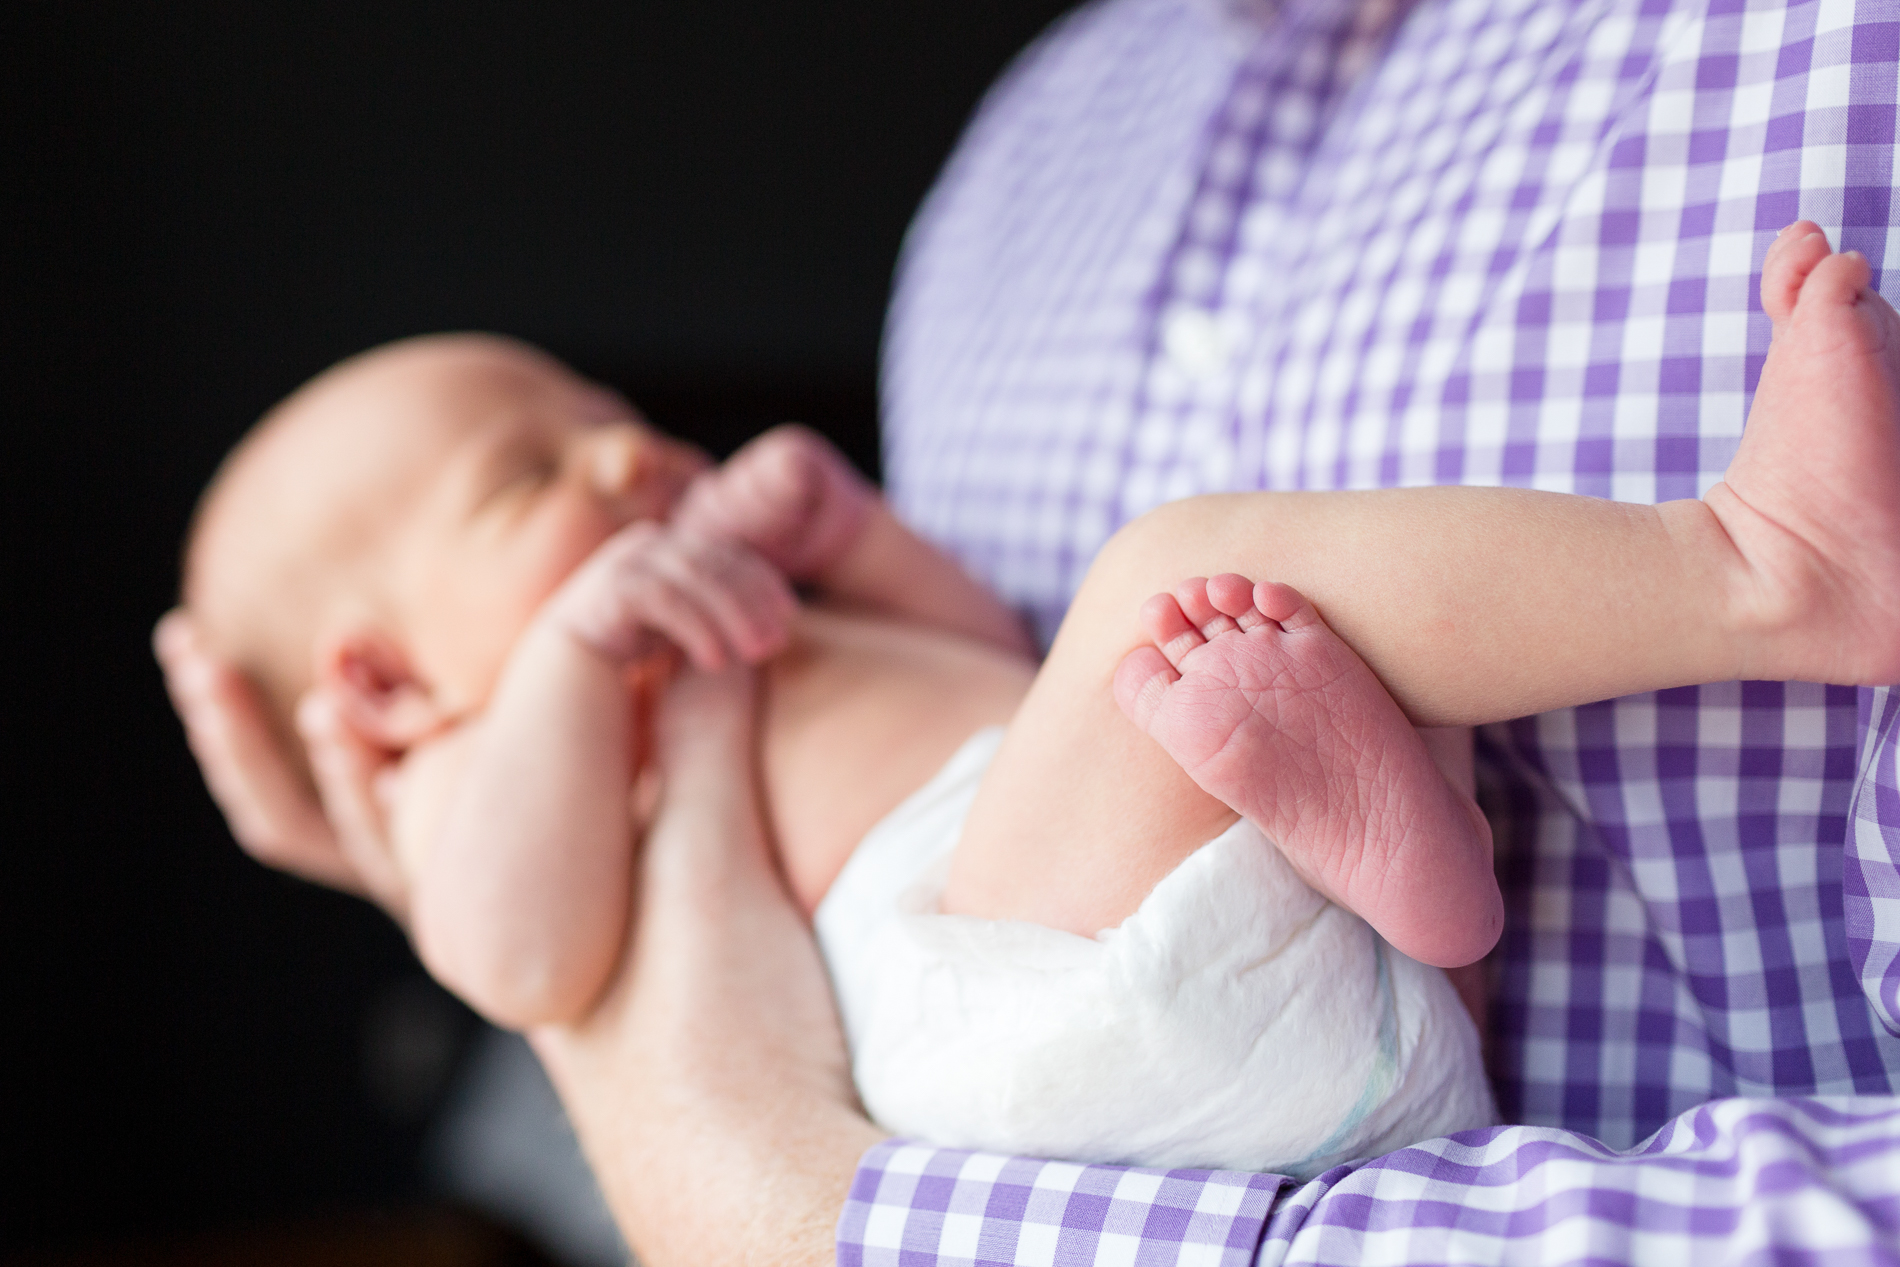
[185,334,1493,1175]
[184,223,1900,1175]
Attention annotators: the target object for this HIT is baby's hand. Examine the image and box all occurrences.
[545,521,798,670]
[671,424,875,582]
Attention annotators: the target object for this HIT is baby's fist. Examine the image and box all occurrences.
[547,522,797,670]
[672,425,874,582]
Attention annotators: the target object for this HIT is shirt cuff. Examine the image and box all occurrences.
[838,1138,1287,1266]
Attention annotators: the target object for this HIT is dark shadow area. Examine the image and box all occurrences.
[2,1,1072,1253]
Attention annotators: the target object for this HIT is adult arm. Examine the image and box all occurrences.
[844,1100,1900,1265]
[157,612,884,1264]
[527,667,886,1265]
[1849,686,1900,1036]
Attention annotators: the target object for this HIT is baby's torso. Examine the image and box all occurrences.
[759,606,1034,913]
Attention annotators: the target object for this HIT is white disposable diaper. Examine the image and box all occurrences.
[815,728,1497,1177]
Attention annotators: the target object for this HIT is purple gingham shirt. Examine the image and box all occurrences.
[841,0,1900,1259]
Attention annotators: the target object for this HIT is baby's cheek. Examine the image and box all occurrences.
[432,517,617,707]
[511,512,622,625]
[543,511,621,585]
[422,589,544,710]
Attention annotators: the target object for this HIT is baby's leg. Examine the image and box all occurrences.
[1101,224,1900,964]
[942,223,1900,961]
[1114,576,1497,967]
[942,563,1499,966]
[1713,222,1900,684]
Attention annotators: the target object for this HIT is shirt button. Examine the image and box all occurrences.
[1161,306,1244,381]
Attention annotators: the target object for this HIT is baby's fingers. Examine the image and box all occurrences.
[551,523,716,664]
[297,690,410,921]
[552,521,794,669]
[654,534,797,663]
[617,571,732,670]
[670,468,747,542]
[153,610,365,894]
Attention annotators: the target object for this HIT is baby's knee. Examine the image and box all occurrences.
[1075,496,1232,617]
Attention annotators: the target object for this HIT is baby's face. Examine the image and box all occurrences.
[333,339,710,717]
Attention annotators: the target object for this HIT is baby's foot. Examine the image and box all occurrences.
[1711,222,1900,683]
[1113,576,1501,967]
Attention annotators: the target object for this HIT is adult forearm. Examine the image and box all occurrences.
[533,860,881,1264]
[531,669,886,1266]
[544,1074,880,1267]
[534,1015,879,1267]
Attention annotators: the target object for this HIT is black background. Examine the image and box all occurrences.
[4,3,1073,1251]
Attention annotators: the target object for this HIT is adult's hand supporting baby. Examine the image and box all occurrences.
[155,608,413,918]
[154,610,372,899]
[530,666,884,1266]
[157,609,882,1263]
[294,689,412,919]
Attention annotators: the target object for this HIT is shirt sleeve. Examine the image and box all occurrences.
[837,1140,1285,1266]
[1264,1099,1900,1265]
[1848,686,1900,1037]
[843,1100,1900,1265]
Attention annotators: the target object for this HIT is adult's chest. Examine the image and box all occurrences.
[886,0,1777,635]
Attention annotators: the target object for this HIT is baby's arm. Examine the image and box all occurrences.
[673,426,1035,657]
[397,523,795,1029]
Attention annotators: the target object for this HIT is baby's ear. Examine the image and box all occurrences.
[315,626,449,751]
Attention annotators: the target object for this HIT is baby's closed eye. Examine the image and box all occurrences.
[469,433,561,520]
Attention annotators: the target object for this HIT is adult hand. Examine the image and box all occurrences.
[152,608,410,918]
[158,610,881,1261]
[530,665,885,1266]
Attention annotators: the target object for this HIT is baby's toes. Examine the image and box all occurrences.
[1231,605,1274,633]
[1798,247,1875,312]
[1204,573,1260,620]
[1763,223,1833,325]
[1205,573,1279,634]
[1113,645,1181,734]
[1787,249,1892,361]
[1172,577,1241,639]
[1252,581,1324,633]
[1138,591,1209,669]
[1203,573,1278,634]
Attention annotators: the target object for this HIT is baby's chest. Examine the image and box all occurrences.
[760,610,1031,914]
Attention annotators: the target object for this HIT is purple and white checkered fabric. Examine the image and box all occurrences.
[840,1143,1282,1266]
[845,0,1900,1258]
[845,1099,1900,1264]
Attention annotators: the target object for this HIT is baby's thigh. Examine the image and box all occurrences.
[942,671,1239,934]
[940,549,1246,935]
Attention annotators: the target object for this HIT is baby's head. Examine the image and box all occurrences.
[185,333,709,763]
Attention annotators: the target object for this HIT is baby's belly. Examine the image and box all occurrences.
[760,607,1035,915]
